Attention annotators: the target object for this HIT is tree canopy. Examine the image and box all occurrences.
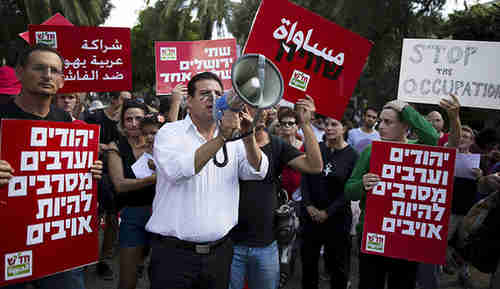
[131,0,201,92]
[440,3,500,41]
[1,0,113,65]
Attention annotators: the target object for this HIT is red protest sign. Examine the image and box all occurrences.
[29,25,132,93]
[155,39,237,94]
[362,141,456,264]
[0,120,100,286]
[19,13,73,43]
[243,0,372,120]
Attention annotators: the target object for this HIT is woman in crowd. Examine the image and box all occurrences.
[344,100,439,289]
[54,92,84,121]
[301,117,359,289]
[274,107,303,288]
[278,107,303,199]
[107,100,157,289]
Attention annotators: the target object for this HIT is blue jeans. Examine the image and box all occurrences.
[229,241,279,289]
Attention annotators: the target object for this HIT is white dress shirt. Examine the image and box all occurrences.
[146,115,269,242]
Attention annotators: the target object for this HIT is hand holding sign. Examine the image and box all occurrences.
[90,160,103,180]
[363,173,381,191]
[171,83,187,103]
[439,94,461,122]
[439,94,461,147]
[295,94,315,127]
[0,160,14,185]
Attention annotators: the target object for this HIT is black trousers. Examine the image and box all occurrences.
[150,235,233,289]
[358,250,418,289]
[301,224,351,289]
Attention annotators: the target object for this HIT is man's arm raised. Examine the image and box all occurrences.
[288,95,323,174]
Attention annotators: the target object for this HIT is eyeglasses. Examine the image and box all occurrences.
[279,121,296,128]
[199,90,223,102]
[30,64,64,76]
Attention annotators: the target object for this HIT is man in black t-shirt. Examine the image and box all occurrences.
[229,95,323,289]
[0,45,102,289]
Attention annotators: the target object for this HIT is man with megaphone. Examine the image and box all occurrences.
[145,71,269,289]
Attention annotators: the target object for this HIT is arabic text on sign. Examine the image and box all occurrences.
[272,18,344,66]
[80,39,123,53]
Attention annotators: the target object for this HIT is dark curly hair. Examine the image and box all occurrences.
[140,112,166,129]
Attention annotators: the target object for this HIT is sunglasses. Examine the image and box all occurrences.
[124,99,145,105]
[279,121,296,128]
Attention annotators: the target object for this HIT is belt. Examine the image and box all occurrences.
[153,234,229,255]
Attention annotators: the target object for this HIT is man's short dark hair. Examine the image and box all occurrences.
[476,128,499,150]
[278,107,297,122]
[364,106,378,115]
[314,112,326,120]
[187,72,224,97]
[17,44,64,68]
[110,91,121,99]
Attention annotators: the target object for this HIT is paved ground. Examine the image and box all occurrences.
[83,235,492,289]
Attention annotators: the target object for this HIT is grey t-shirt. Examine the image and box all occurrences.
[347,127,380,153]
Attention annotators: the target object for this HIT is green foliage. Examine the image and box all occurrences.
[0,0,113,65]
[228,0,260,46]
[441,3,500,41]
[16,0,113,26]
[192,0,231,40]
[131,0,201,91]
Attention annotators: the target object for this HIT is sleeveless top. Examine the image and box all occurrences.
[114,135,155,208]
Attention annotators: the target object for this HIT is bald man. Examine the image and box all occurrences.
[426,110,448,146]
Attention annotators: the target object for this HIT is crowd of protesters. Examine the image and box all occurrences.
[0,44,499,289]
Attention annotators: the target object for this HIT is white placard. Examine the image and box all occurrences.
[131,152,155,179]
[397,38,500,110]
[454,153,480,179]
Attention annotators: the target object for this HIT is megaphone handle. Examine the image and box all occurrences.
[213,143,229,167]
[252,109,262,128]
[257,54,266,106]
